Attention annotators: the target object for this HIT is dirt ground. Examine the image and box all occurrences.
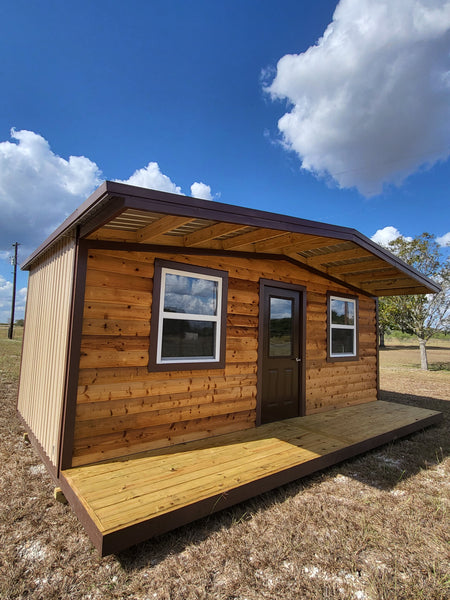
[0,335,448,600]
[379,340,450,402]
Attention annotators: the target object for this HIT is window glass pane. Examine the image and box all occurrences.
[269,297,293,357]
[331,328,354,355]
[164,273,217,316]
[331,298,354,325]
[161,319,215,359]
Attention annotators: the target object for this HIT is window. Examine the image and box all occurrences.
[328,294,358,360]
[149,260,228,370]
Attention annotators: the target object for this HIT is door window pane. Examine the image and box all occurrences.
[269,297,293,357]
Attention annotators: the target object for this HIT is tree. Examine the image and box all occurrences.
[378,233,450,370]
[377,296,398,348]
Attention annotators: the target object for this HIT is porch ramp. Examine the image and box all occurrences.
[60,401,441,555]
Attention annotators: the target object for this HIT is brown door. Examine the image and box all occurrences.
[259,283,304,424]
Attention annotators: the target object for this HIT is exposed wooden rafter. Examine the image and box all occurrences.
[343,268,401,284]
[282,236,344,254]
[183,222,248,247]
[137,216,195,243]
[281,249,309,266]
[365,277,422,291]
[221,228,286,250]
[372,286,428,296]
[307,247,370,267]
[330,259,387,275]
[22,181,440,296]
[88,228,138,242]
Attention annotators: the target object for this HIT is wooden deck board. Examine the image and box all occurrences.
[93,442,323,529]
[60,401,442,555]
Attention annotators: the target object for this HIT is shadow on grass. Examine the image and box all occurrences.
[117,390,448,570]
[339,389,449,492]
[380,388,449,413]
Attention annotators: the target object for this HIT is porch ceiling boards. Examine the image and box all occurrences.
[60,400,442,556]
[22,181,440,297]
[85,207,433,297]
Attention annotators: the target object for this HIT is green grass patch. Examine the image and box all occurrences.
[0,339,23,383]
[428,362,450,372]
[385,332,450,347]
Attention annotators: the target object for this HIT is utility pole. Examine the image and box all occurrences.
[8,242,19,340]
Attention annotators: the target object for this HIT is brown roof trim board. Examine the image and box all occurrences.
[21,181,440,294]
[22,181,110,269]
[85,239,378,298]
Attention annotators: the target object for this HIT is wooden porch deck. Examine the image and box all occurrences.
[60,401,442,556]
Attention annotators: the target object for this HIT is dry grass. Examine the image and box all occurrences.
[0,335,448,600]
[381,337,450,373]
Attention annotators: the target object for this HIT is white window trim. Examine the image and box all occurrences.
[156,266,223,364]
[329,295,357,358]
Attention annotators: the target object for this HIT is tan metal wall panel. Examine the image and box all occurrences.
[17,237,76,466]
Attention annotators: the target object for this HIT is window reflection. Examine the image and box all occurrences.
[329,296,356,357]
[331,298,354,325]
[161,320,215,359]
[164,273,218,316]
[269,297,293,357]
[331,329,354,354]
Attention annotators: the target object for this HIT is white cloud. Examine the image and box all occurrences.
[265,0,450,196]
[0,128,216,320]
[0,277,27,323]
[115,162,182,194]
[0,128,102,255]
[190,182,213,201]
[0,276,12,309]
[371,226,413,246]
[117,164,217,200]
[1,128,215,260]
[436,232,450,246]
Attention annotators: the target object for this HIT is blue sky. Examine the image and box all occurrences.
[1,0,449,322]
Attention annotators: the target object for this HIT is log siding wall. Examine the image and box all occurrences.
[17,237,76,467]
[73,249,377,466]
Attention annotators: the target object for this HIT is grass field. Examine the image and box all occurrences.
[0,332,448,600]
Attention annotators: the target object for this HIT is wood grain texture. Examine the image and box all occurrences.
[73,249,378,466]
[62,401,442,553]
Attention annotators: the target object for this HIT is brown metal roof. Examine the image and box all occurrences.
[22,181,440,297]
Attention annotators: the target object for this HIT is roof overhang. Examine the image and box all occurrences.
[22,181,440,297]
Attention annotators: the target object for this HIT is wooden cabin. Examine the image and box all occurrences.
[17,181,442,554]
